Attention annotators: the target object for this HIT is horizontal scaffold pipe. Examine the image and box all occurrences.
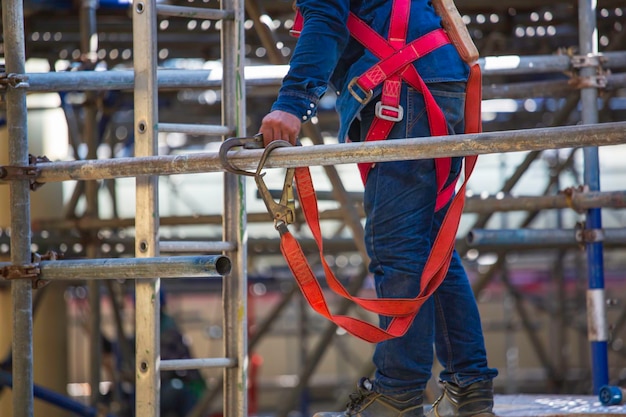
[0,255,231,281]
[23,121,626,183]
[160,358,237,371]
[263,188,626,213]
[483,73,626,99]
[155,4,234,20]
[20,52,626,93]
[467,228,626,247]
[465,190,626,213]
[481,51,626,76]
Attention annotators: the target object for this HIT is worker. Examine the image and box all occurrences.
[258,1,498,417]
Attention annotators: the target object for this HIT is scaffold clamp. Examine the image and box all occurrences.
[1,264,40,283]
[568,53,608,89]
[562,185,588,213]
[0,155,50,191]
[0,251,60,289]
[569,74,608,89]
[0,72,30,89]
[570,53,607,69]
[575,224,605,244]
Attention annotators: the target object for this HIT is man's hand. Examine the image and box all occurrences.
[259,110,301,147]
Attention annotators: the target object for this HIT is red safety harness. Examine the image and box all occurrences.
[277,0,481,343]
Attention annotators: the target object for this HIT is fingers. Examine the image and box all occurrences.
[259,110,302,147]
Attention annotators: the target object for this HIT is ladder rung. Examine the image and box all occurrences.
[155,4,234,20]
[160,241,237,253]
[159,122,232,136]
[160,358,237,371]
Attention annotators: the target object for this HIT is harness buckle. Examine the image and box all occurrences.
[375,101,404,122]
[347,77,373,105]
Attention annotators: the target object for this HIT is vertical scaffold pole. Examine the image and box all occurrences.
[133,0,161,415]
[2,1,34,416]
[222,0,248,415]
[578,0,609,394]
[79,0,103,406]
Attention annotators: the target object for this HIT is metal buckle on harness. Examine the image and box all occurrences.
[347,77,373,105]
[375,101,404,122]
[254,140,296,230]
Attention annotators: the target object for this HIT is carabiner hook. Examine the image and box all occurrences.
[254,140,297,229]
[219,134,264,176]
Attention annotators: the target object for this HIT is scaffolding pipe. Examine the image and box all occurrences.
[0,370,116,417]
[160,358,237,371]
[155,4,234,20]
[26,191,622,239]
[483,72,626,100]
[263,188,626,213]
[159,241,236,253]
[481,51,626,75]
[2,0,34,415]
[158,122,233,136]
[20,121,626,183]
[467,228,626,247]
[464,190,626,213]
[0,255,231,280]
[221,0,248,415]
[16,51,626,93]
[578,0,609,394]
[79,0,103,405]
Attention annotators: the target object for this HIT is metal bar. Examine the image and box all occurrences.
[262,188,626,213]
[578,0,609,394]
[467,228,626,247]
[2,0,34,415]
[481,51,626,76]
[483,73,626,100]
[79,0,103,405]
[160,358,237,371]
[18,51,626,92]
[0,370,116,417]
[464,190,626,213]
[26,121,626,183]
[1,255,231,280]
[159,241,236,253]
[23,69,281,92]
[156,4,233,20]
[158,123,232,136]
[132,0,160,415]
[221,0,247,414]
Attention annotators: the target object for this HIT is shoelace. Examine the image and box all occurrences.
[346,378,376,414]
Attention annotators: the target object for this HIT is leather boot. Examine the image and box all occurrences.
[315,378,424,417]
[427,380,495,417]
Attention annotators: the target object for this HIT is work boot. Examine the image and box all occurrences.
[427,380,495,417]
[314,378,424,417]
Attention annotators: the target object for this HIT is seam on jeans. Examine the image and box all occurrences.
[434,293,455,376]
[406,90,426,135]
[366,168,380,275]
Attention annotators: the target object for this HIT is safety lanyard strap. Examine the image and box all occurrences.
[279,153,476,343]
[276,0,484,342]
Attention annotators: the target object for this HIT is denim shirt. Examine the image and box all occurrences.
[270,0,469,143]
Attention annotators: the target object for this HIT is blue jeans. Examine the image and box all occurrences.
[359,82,498,397]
